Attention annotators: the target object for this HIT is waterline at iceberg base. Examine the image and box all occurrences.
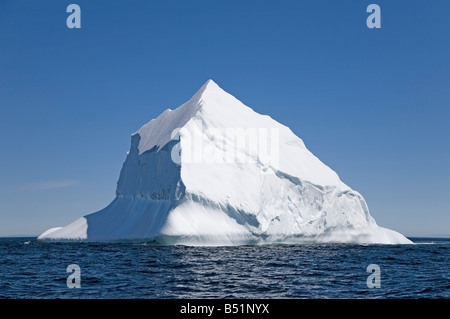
[38,80,412,245]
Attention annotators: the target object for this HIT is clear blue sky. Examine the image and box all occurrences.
[0,0,449,237]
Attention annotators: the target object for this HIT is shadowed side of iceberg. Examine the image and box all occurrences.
[38,137,185,241]
[37,197,175,241]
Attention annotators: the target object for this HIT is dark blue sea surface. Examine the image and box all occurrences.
[0,237,448,299]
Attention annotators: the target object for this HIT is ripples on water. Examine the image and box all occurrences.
[0,238,448,298]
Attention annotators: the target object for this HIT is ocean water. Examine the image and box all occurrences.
[0,237,448,299]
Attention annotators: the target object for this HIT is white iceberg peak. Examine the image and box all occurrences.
[135,79,246,155]
[192,79,222,98]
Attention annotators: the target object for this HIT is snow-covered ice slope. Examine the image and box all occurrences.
[38,80,412,244]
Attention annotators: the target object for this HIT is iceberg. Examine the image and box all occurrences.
[38,80,412,245]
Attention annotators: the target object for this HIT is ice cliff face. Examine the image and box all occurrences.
[38,80,412,244]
